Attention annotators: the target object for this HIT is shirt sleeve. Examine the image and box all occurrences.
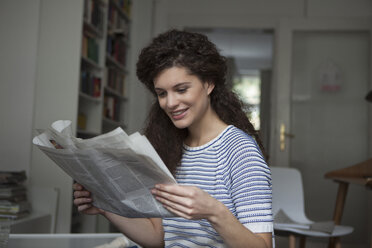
[228,134,273,233]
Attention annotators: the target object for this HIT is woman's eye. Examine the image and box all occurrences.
[156,91,166,98]
[177,88,187,93]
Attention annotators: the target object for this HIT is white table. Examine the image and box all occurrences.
[8,233,139,248]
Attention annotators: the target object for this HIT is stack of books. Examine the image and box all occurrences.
[0,171,31,220]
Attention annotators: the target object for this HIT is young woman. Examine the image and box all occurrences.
[73,29,273,248]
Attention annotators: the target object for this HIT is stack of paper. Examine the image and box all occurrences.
[0,171,31,220]
[274,209,335,234]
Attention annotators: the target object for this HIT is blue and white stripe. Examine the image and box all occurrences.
[163,125,273,248]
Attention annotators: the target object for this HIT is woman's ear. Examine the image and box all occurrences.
[206,82,215,95]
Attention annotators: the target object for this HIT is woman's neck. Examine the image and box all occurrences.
[185,109,228,147]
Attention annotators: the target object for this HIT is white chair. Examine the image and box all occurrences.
[271,167,353,248]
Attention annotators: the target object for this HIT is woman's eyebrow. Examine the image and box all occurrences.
[173,82,191,88]
[155,82,191,91]
[154,86,166,90]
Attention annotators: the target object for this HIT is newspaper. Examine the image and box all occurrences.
[33,120,176,218]
[274,209,335,234]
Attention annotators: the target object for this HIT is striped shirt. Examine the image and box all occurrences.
[163,125,273,248]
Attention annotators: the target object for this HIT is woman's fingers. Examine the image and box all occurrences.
[162,203,192,220]
[72,183,83,190]
[152,185,188,216]
[152,185,200,216]
[73,183,92,210]
[73,190,90,198]
[72,183,103,215]
[73,197,92,206]
[154,184,193,197]
[77,204,92,212]
[153,188,193,208]
[73,182,91,200]
[152,184,219,220]
[156,194,193,215]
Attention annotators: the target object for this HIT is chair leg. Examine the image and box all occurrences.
[299,236,306,248]
[328,237,339,248]
[289,234,296,248]
[334,238,342,248]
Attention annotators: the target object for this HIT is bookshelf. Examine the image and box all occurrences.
[10,0,156,234]
[77,0,106,137]
[102,0,130,133]
[72,0,132,233]
[77,0,131,139]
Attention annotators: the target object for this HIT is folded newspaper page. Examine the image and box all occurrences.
[33,120,176,218]
[274,209,335,233]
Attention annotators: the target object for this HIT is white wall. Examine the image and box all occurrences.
[126,0,155,134]
[308,0,372,18]
[154,0,372,32]
[0,0,40,174]
[30,0,84,233]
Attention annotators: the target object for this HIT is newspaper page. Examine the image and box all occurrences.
[33,120,176,218]
[274,209,335,233]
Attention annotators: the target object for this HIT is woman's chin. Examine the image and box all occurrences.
[171,120,190,129]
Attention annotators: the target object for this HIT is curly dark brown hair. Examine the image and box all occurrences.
[136,29,266,174]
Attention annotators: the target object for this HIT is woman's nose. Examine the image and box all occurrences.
[166,93,179,109]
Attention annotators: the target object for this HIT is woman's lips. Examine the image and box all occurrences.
[171,109,188,120]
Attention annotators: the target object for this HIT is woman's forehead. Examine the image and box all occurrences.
[154,67,195,85]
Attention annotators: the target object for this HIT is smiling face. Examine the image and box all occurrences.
[154,67,215,130]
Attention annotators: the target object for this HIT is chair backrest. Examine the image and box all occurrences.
[271,167,311,224]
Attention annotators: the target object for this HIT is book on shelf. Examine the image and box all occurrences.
[119,0,132,18]
[33,120,176,218]
[103,95,120,121]
[104,67,126,96]
[108,0,131,28]
[82,35,100,64]
[78,113,87,130]
[106,35,127,66]
[80,69,102,97]
[108,9,129,33]
[83,0,105,32]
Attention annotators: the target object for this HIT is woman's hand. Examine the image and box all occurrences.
[152,184,272,248]
[151,184,223,221]
[73,183,104,215]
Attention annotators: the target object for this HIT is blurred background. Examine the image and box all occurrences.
[0,0,371,247]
